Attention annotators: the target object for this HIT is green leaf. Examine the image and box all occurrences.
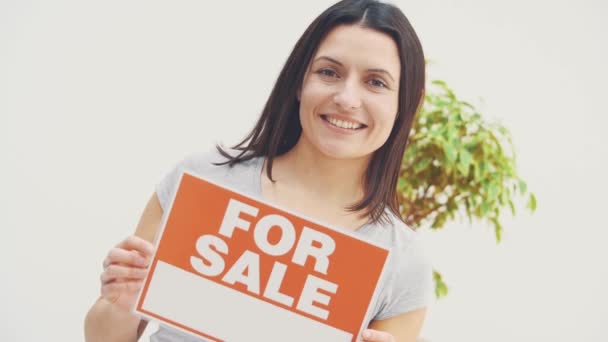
[518,179,528,194]
[444,144,457,163]
[473,161,482,180]
[480,201,491,216]
[464,198,473,224]
[398,178,407,192]
[491,217,503,243]
[431,211,448,229]
[431,79,447,87]
[508,199,516,216]
[433,270,449,299]
[414,158,432,173]
[488,183,498,200]
[457,149,473,176]
[527,193,537,211]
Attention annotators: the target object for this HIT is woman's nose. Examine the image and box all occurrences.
[333,79,362,112]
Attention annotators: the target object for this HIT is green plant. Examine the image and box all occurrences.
[398,80,537,298]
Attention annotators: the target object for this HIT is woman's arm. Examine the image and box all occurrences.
[362,308,427,342]
[84,193,163,342]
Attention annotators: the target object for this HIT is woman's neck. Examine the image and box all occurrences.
[271,139,370,208]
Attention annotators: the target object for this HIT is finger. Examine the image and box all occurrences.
[362,329,395,342]
[101,280,144,298]
[101,264,149,284]
[117,235,155,257]
[104,247,149,268]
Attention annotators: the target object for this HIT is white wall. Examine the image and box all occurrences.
[1,0,606,341]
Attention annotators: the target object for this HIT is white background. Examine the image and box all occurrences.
[1,0,607,341]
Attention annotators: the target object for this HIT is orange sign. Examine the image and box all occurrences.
[135,172,389,341]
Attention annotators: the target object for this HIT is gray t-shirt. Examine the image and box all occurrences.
[150,149,433,342]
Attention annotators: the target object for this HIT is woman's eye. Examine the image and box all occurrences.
[369,78,387,89]
[318,68,338,78]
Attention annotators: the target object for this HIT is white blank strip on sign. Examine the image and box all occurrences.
[142,261,353,342]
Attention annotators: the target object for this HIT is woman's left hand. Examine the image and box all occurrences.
[361,329,396,342]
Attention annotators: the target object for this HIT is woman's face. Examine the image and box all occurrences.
[298,24,401,161]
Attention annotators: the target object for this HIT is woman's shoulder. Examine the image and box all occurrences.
[362,211,418,250]
[155,147,263,211]
[169,147,262,177]
[170,147,234,172]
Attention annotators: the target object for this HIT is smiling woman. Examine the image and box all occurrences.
[298,24,401,162]
[84,1,430,342]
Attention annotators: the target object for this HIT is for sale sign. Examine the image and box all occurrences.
[135,172,389,342]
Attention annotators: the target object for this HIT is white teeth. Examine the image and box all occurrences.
[326,116,362,130]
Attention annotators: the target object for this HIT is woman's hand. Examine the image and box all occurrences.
[361,329,396,342]
[99,235,155,311]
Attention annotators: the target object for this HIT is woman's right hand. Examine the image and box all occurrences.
[100,235,155,311]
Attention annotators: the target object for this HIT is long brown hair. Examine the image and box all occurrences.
[217,0,425,225]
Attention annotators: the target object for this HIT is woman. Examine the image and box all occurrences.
[85,0,432,341]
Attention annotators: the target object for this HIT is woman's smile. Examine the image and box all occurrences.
[320,114,368,134]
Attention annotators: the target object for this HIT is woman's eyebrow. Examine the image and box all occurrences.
[313,56,396,82]
[314,55,344,66]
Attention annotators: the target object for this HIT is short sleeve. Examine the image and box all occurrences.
[155,149,225,212]
[375,236,434,320]
[155,159,183,213]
